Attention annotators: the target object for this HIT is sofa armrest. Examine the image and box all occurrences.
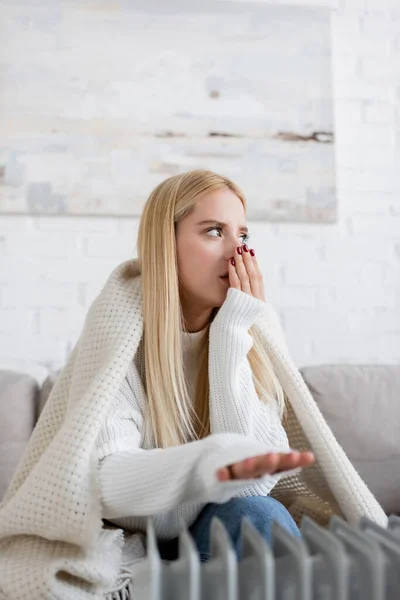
[38,371,60,417]
[0,370,39,500]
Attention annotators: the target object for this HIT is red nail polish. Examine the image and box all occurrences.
[250,249,255,257]
[237,246,242,255]
[243,244,249,252]
[230,258,235,266]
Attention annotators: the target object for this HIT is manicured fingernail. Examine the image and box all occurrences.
[230,258,235,266]
[243,244,249,252]
[236,246,242,255]
[250,249,255,257]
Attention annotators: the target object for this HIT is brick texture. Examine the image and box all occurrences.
[0,0,399,374]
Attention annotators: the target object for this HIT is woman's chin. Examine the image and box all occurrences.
[213,286,229,307]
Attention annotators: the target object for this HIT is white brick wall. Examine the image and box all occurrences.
[0,0,399,382]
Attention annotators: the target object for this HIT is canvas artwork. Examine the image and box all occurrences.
[0,0,336,222]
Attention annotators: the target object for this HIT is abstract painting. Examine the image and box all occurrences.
[0,0,336,221]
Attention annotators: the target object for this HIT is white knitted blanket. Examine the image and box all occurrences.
[0,260,387,600]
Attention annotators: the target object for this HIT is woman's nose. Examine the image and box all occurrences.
[224,236,240,259]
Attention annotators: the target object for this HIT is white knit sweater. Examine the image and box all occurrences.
[97,294,290,540]
[0,260,387,600]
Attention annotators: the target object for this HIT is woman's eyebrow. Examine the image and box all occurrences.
[197,220,249,233]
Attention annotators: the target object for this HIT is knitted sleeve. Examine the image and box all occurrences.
[208,287,291,496]
[98,432,292,519]
[97,362,296,520]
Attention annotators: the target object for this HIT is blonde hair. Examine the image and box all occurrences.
[137,169,285,448]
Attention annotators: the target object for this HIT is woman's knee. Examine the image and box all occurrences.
[189,496,299,563]
[223,496,300,539]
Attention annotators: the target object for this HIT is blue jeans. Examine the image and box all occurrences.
[158,496,300,562]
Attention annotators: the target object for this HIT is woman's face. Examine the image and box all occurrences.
[176,188,249,312]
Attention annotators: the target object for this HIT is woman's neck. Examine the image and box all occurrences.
[181,305,213,333]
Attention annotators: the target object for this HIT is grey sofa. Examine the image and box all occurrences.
[1,365,399,515]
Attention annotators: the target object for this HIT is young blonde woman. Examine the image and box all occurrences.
[0,170,386,600]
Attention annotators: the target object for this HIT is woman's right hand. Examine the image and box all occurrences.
[216,450,315,482]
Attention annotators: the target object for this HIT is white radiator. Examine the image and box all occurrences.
[133,514,400,599]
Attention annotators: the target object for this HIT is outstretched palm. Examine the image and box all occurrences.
[217,450,315,481]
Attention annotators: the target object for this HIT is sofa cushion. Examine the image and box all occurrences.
[0,370,39,500]
[300,364,400,515]
[38,364,400,515]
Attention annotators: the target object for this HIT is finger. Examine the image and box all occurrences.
[228,456,256,480]
[272,451,315,473]
[232,453,280,479]
[247,451,309,478]
[228,258,241,290]
[241,244,260,298]
[297,451,315,467]
[247,247,265,302]
[216,467,230,482]
[272,452,301,473]
[234,246,252,295]
[254,452,297,476]
[251,453,281,478]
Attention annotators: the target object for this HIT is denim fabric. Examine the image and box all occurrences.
[158,496,300,562]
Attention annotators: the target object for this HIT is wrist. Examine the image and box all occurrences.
[213,288,266,331]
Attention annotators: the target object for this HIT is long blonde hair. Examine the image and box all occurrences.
[137,169,285,448]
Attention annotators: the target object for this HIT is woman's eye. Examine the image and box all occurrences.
[206,227,250,243]
[207,227,222,237]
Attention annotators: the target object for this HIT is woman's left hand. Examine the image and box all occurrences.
[228,244,266,302]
